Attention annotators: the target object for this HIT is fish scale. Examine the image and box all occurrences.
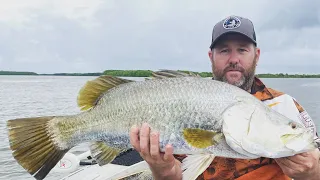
[72,77,228,151]
[95,78,233,150]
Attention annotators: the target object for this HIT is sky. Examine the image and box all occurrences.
[0,0,319,74]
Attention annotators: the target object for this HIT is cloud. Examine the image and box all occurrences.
[0,0,319,74]
[0,0,104,25]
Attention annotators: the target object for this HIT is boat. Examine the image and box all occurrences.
[56,149,148,180]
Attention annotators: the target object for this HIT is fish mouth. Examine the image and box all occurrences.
[281,131,317,152]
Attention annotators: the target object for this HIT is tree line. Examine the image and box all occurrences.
[1,70,320,78]
[0,71,37,75]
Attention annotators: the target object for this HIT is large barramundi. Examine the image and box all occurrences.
[6,70,317,180]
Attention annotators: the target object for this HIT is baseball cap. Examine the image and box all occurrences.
[209,15,257,49]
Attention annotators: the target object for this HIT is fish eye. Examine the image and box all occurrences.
[289,122,297,129]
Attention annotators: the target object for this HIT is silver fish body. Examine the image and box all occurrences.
[50,76,254,157]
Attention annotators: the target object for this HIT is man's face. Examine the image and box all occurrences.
[208,33,260,91]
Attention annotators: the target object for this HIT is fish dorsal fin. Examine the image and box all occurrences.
[151,69,201,79]
[77,75,134,111]
[90,141,123,166]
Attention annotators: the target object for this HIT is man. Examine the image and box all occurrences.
[129,15,320,180]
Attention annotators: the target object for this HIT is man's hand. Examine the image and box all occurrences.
[275,149,320,180]
[130,123,182,180]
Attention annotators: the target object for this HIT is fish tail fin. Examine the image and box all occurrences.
[7,116,70,180]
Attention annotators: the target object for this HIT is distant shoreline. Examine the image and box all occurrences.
[1,70,320,78]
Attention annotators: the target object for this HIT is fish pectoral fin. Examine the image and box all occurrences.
[181,154,215,180]
[183,128,223,148]
[151,69,202,79]
[77,75,134,111]
[90,141,122,166]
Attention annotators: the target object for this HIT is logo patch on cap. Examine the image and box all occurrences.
[223,16,241,29]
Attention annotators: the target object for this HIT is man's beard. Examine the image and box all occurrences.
[212,59,257,91]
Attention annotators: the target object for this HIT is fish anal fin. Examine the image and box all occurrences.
[90,141,123,166]
[182,154,215,180]
[183,128,223,148]
[77,76,134,111]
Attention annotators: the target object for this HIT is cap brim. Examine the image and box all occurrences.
[210,31,256,49]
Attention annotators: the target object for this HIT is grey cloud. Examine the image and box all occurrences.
[0,0,319,74]
[255,0,320,32]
